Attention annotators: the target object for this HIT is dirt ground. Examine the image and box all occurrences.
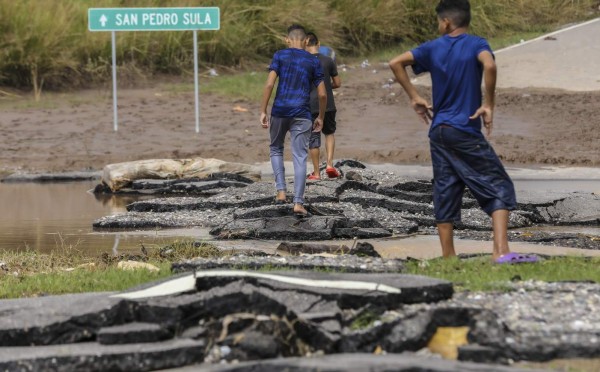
[0,63,599,175]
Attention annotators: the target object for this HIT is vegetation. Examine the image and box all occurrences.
[200,72,269,102]
[0,240,222,298]
[0,0,597,97]
[404,255,600,292]
[350,310,381,330]
[2,237,599,298]
[1,265,173,299]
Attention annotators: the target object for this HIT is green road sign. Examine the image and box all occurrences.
[88,7,220,32]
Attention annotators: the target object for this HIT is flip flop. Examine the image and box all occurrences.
[294,211,312,218]
[495,252,539,264]
[293,206,312,218]
[325,167,340,178]
[274,195,287,205]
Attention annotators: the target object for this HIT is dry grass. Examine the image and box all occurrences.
[0,0,597,94]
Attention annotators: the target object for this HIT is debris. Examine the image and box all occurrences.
[117,260,160,272]
[233,105,248,113]
[427,326,469,360]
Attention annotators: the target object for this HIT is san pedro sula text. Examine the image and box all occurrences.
[115,12,212,26]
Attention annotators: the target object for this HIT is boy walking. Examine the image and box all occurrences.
[305,32,342,180]
[389,0,536,263]
[260,24,327,217]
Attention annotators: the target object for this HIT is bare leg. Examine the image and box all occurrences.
[325,134,336,168]
[437,222,457,258]
[491,209,511,260]
[309,147,320,177]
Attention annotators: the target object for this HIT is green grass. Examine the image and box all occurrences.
[488,31,549,50]
[161,71,270,102]
[349,310,381,330]
[0,263,173,298]
[2,238,599,298]
[185,28,557,105]
[0,0,596,95]
[200,71,269,102]
[0,239,222,299]
[404,256,600,292]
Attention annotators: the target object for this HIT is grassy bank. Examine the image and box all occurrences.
[405,255,600,292]
[0,240,222,298]
[0,0,597,96]
[2,244,599,298]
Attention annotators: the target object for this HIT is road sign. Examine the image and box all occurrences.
[88,7,220,32]
[88,7,220,132]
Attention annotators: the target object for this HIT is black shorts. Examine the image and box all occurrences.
[309,111,337,149]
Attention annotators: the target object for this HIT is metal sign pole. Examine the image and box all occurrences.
[193,30,200,133]
[111,31,118,132]
[88,7,221,132]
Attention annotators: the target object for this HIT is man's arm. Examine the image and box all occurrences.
[314,81,326,132]
[470,50,496,136]
[389,51,432,125]
[330,59,341,89]
[260,70,278,128]
[331,75,341,89]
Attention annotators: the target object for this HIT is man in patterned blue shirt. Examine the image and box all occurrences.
[260,24,326,217]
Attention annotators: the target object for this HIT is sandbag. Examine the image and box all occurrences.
[102,158,261,191]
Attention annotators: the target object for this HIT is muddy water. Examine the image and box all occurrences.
[0,178,598,257]
[0,181,211,256]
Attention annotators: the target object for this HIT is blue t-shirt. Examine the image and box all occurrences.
[269,48,324,120]
[411,34,493,137]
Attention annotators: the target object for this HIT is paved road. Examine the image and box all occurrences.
[415,17,600,92]
[211,235,600,260]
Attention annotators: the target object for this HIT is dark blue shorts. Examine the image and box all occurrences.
[429,125,516,223]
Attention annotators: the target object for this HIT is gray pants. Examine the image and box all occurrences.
[269,116,312,204]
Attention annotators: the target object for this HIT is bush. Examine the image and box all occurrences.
[0,0,597,93]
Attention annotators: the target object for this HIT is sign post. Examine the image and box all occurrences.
[88,7,220,132]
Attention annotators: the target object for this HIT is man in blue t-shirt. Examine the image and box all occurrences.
[260,24,326,217]
[389,0,537,264]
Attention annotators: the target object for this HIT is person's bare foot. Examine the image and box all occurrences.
[275,190,287,204]
[293,203,309,217]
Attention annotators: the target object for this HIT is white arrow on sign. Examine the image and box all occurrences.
[100,15,108,27]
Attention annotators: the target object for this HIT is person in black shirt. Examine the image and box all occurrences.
[305,32,342,180]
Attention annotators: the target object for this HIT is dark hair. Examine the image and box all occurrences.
[435,0,471,28]
[287,24,307,41]
[306,32,319,46]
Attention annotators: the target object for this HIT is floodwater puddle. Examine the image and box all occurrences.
[0,181,211,256]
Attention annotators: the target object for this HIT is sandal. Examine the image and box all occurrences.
[495,252,539,264]
[326,166,340,178]
[274,191,287,205]
[293,204,312,218]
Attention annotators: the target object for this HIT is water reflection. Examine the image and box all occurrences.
[93,192,142,214]
[0,181,163,255]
